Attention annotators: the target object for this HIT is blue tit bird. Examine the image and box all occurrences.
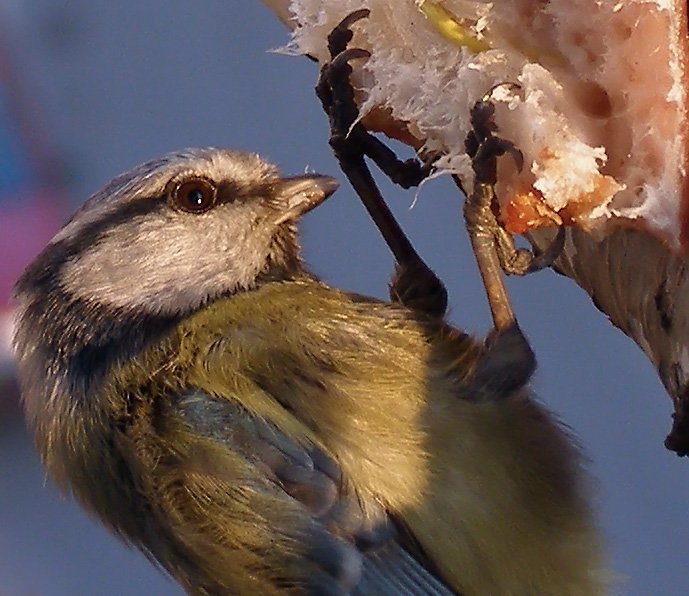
[13,148,606,596]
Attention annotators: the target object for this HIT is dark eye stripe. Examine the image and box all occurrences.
[13,194,184,390]
[15,197,166,297]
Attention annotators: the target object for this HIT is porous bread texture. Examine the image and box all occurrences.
[286,0,689,251]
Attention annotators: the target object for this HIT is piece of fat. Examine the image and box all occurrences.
[266,0,689,253]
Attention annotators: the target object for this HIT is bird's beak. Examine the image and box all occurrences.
[272,174,339,224]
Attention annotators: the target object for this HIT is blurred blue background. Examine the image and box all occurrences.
[0,2,685,595]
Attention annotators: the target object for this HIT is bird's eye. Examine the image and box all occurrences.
[172,178,217,213]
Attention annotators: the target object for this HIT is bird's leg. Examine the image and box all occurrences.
[460,93,569,396]
[316,9,447,318]
[462,93,565,330]
[318,9,433,189]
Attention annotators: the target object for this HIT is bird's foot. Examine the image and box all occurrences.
[316,10,447,318]
[316,9,432,188]
[462,88,565,329]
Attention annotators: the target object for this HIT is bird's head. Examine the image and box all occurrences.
[16,148,338,319]
[12,148,338,495]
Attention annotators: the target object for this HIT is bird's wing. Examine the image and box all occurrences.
[359,543,459,596]
[143,387,457,596]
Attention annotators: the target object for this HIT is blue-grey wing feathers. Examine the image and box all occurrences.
[172,389,457,596]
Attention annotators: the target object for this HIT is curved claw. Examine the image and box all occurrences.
[526,225,566,273]
[471,136,523,184]
[327,8,371,57]
[327,48,371,73]
[338,8,371,29]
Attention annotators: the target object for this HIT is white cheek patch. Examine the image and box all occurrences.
[59,210,272,316]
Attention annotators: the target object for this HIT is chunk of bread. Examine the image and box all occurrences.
[268,0,688,252]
